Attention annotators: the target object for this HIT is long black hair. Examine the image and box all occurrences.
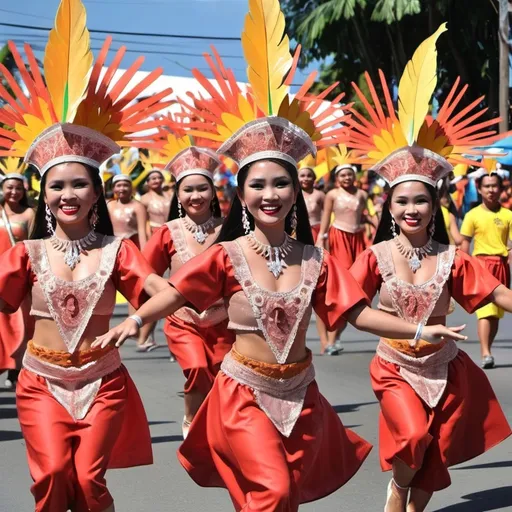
[1,178,30,208]
[214,158,314,245]
[167,175,222,221]
[374,182,449,245]
[30,164,114,239]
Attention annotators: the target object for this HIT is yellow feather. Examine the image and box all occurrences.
[44,0,93,122]
[398,23,447,145]
[241,0,293,115]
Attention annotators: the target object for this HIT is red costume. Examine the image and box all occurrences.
[169,243,372,510]
[351,243,511,492]
[0,217,33,371]
[143,219,234,396]
[0,239,154,511]
[328,188,367,269]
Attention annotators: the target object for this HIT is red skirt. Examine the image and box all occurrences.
[177,371,372,511]
[328,227,366,269]
[0,296,34,371]
[164,316,234,394]
[16,365,153,512]
[310,223,321,242]
[370,350,511,493]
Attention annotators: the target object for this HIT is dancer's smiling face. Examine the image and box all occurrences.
[177,174,214,218]
[113,180,132,201]
[2,179,25,205]
[239,160,298,229]
[45,162,99,227]
[389,181,434,236]
[298,168,315,192]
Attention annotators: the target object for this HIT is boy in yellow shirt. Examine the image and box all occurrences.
[461,172,512,369]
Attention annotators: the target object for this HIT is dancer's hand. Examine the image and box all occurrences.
[91,318,140,349]
[422,324,467,344]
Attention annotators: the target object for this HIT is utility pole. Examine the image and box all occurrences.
[499,0,510,132]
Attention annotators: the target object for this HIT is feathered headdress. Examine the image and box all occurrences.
[0,157,29,182]
[175,0,348,169]
[346,24,506,188]
[468,157,510,181]
[102,148,140,185]
[0,0,172,175]
[327,144,363,174]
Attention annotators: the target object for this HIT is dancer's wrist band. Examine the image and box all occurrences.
[129,315,143,328]
[414,322,423,341]
[321,233,328,240]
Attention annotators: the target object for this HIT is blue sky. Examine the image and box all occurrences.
[0,0,316,84]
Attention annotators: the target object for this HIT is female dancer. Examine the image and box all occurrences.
[140,169,172,235]
[95,4,465,508]
[108,174,148,249]
[298,158,325,242]
[0,1,172,508]
[347,25,512,511]
[142,137,234,437]
[0,159,35,387]
[316,161,369,353]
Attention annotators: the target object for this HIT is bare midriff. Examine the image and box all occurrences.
[233,331,307,365]
[31,315,112,352]
[380,313,448,357]
[332,190,366,233]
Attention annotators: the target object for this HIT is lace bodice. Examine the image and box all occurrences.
[24,237,122,353]
[168,219,227,326]
[371,241,455,325]
[221,241,323,364]
[332,189,366,233]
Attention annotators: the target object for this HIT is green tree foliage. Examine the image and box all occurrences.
[283,0,500,115]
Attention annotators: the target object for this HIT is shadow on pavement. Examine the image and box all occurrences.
[433,486,512,511]
[0,430,23,442]
[148,420,175,426]
[0,396,15,405]
[151,435,183,444]
[332,401,377,414]
[454,460,512,470]
[0,407,18,420]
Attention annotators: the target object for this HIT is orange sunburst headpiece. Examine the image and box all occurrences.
[175,0,347,169]
[328,144,363,175]
[346,24,507,189]
[0,0,172,176]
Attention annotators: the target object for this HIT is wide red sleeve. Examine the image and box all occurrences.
[142,225,174,276]
[313,250,369,331]
[0,242,31,313]
[350,248,382,302]
[449,250,502,313]
[112,239,155,309]
[169,244,233,313]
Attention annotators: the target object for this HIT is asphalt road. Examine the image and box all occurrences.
[1,303,511,511]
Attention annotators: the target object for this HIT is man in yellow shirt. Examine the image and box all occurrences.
[461,173,512,369]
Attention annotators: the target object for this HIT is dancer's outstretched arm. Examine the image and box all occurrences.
[345,302,467,345]
[92,285,186,348]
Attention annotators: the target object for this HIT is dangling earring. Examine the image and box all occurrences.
[89,203,99,230]
[391,216,398,238]
[177,199,183,218]
[291,204,297,231]
[429,220,435,239]
[45,204,55,236]
[242,206,251,235]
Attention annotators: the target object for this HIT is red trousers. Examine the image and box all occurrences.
[164,316,234,395]
[370,350,511,493]
[16,366,152,512]
[310,223,321,243]
[178,372,372,511]
[328,227,366,269]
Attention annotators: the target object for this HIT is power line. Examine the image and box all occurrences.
[0,21,241,41]
[0,8,54,21]
[2,38,243,60]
